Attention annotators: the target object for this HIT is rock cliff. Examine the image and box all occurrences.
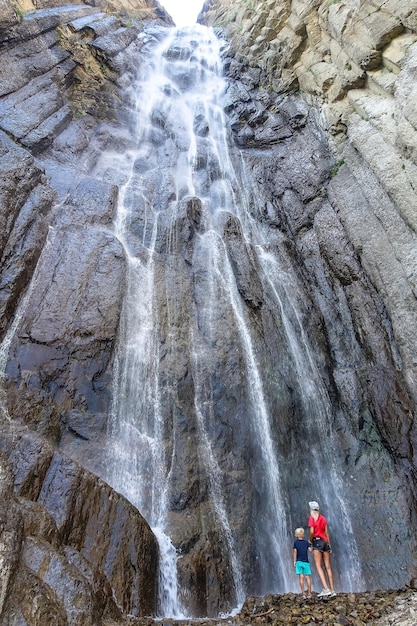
[199,0,417,408]
[199,0,417,562]
[0,1,169,622]
[0,421,159,624]
[1,0,417,622]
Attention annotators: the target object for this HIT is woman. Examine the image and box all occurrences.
[308,501,336,597]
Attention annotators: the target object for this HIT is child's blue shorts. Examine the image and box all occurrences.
[295,561,311,575]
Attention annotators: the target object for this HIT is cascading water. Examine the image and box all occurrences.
[233,159,366,592]
[94,23,365,617]
[98,26,249,617]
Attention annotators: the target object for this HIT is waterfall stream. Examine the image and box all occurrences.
[93,24,365,617]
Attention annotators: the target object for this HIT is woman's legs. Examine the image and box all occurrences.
[313,550,329,590]
[323,551,334,592]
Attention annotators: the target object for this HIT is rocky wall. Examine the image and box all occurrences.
[0,421,159,623]
[199,0,417,486]
[2,0,417,619]
[0,3,171,622]
[12,0,174,23]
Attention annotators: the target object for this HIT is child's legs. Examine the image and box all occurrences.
[306,574,312,594]
[298,573,305,593]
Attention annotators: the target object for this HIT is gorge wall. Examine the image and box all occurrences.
[1,0,417,623]
[0,2,169,623]
[198,0,417,596]
[199,0,417,406]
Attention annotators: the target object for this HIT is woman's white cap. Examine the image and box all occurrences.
[309,501,319,510]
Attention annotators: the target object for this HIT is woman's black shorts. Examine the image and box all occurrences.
[312,537,331,552]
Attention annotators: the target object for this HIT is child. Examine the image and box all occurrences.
[293,527,312,598]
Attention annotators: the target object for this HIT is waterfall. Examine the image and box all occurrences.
[232,156,366,592]
[257,248,365,591]
[101,25,248,617]
[96,23,365,617]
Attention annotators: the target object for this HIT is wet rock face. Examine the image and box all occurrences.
[5,178,125,425]
[0,4,168,623]
[200,0,417,409]
[1,0,417,622]
[217,61,417,593]
[0,423,159,623]
[0,132,55,342]
[198,0,417,596]
[0,3,164,444]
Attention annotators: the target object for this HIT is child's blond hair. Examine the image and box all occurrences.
[295,527,305,537]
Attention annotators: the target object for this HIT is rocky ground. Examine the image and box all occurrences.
[118,588,417,626]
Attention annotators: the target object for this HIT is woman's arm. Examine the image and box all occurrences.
[309,526,314,542]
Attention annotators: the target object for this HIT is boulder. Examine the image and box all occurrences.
[0,424,159,621]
